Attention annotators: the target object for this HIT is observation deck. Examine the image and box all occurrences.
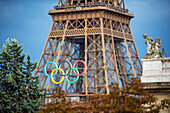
[49,2,134,18]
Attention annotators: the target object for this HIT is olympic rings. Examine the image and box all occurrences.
[58,61,72,76]
[72,60,86,76]
[44,61,58,77]
[43,60,87,84]
[51,68,65,84]
[65,67,79,84]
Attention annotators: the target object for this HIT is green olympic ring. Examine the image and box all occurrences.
[65,67,79,84]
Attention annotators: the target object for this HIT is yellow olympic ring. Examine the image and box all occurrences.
[51,68,65,84]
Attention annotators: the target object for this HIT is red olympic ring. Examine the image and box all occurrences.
[72,60,86,76]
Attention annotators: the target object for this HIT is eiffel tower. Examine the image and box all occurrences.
[34,0,142,103]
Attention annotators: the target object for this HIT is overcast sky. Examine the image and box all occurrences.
[0,0,170,63]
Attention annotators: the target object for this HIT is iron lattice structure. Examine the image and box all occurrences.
[34,0,142,103]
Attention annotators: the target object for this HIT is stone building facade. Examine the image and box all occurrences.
[141,58,170,113]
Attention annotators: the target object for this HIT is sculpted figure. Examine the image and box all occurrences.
[143,34,163,59]
[153,38,163,58]
[143,34,154,59]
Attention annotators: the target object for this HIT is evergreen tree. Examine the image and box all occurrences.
[0,39,46,113]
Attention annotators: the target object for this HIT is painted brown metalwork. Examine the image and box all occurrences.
[34,0,142,103]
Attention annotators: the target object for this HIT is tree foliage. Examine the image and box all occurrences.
[0,39,46,113]
[39,78,170,113]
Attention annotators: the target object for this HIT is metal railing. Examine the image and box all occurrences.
[53,3,132,14]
